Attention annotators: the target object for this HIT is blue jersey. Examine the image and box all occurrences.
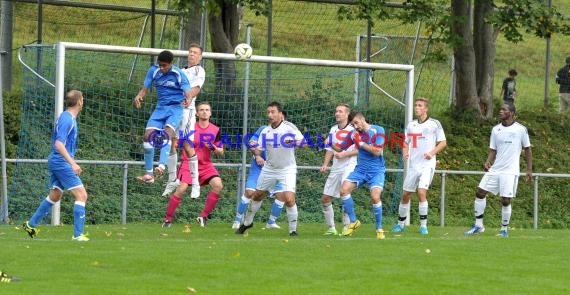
[143,64,191,106]
[352,124,386,173]
[48,111,78,170]
[249,125,268,163]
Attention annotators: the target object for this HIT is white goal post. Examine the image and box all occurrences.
[51,41,415,225]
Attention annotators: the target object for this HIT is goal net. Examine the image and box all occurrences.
[8,42,413,226]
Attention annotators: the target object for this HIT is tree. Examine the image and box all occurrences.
[339,0,570,119]
[173,0,267,93]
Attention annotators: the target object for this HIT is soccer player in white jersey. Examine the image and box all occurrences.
[392,97,447,235]
[236,101,305,236]
[320,103,358,235]
[336,112,387,239]
[465,103,532,237]
[162,43,206,199]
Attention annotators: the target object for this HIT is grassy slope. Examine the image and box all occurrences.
[1,224,570,294]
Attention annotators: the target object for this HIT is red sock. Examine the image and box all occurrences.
[200,191,220,218]
[165,194,182,222]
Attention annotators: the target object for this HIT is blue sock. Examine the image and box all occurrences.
[235,195,250,223]
[29,197,55,227]
[158,142,172,167]
[373,203,383,230]
[73,201,86,237]
[342,195,357,223]
[268,199,285,224]
[143,142,154,173]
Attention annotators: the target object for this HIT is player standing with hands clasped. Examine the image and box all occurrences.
[319,103,358,236]
[392,97,446,235]
[464,103,532,237]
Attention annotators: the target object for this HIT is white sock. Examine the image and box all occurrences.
[167,153,178,182]
[287,204,298,233]
[244,200,263,226]
[342,212,350,230]
[419,201,428,227]
[398,202,409,226]
[322,202,335,229]
[474,198,486,227]
[189,155,199,187]
[501,204,512,230]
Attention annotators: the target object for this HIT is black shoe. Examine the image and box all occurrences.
[289,231,298,237]
[161,221,172,228]
[235,223,253,234]
[23,221,37,238]
[0,271,21,283]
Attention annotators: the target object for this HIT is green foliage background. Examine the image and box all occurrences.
[2,0,570,228]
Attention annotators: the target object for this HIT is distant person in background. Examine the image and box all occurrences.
[500,69,517,104]
[555,56,570,113]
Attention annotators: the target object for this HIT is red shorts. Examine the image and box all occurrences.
[178,163,220,186]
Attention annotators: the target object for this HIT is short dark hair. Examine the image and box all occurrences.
[282,110,288,120]
[267,101,283,113]
[508,69,518,76]
[65,90,83,107]
[504,102,516,113]
[349,111,365,122]
[157,50,174,63]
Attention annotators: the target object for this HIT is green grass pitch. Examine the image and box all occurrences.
[1,223,569,294]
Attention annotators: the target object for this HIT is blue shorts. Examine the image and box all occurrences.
[146,104,184,130]
[49,166,83,191]
[246,162,283,192]
[345,168,385,190]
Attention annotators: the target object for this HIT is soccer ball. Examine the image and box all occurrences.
[234,43,253,60]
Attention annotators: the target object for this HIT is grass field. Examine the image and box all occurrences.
[1,223,569,294]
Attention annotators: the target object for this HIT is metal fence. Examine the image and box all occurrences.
[3,158,569,229]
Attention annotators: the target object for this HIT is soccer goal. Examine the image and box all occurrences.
[8,42,414,226]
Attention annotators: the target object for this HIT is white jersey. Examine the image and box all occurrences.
[405,117,446,169]
[258,121,304,171]
[325,124,357,173]
[182,65,206,110]
[489,122,531,174]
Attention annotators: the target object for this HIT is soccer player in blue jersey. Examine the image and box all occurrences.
[336,111,387,239]
[23,90,90,241]
[133,50,193,183]
[162,43,206,199]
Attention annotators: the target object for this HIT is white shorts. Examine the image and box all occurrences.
[175,107,196,141]
[478,172,519,198]
[256,168,297,193]
[323,168,353,198]
[403,167,435,192]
